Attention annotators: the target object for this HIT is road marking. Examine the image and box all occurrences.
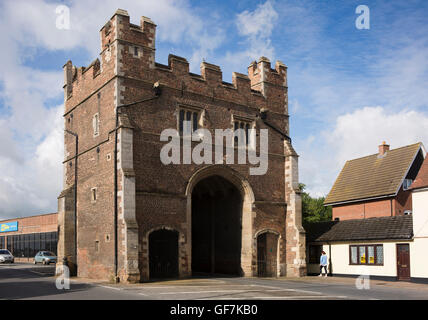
[138,292,147,296]
[160,289,296,295]
[141,284,252,289]
[251,295,349,300]
[99,285,122,291]
[250,284,323,295]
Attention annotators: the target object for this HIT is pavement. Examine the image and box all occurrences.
[1,262,428,300]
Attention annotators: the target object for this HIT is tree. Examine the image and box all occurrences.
[299,183,332,224]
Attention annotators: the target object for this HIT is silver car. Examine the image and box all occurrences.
[34,251,57,265]
[0,249,14,263]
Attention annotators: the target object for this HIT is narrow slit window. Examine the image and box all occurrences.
[93,113,99,136]
[91,188,97,202]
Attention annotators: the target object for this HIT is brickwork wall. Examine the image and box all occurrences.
[0,213,57,236]
[59,9,304,282]
[332,188,413,221]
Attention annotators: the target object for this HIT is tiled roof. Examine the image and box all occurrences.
[305,215,413,243]
[324,143,422,205]
[411,156,428,190]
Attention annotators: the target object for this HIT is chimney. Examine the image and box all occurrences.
[378,141,390,156]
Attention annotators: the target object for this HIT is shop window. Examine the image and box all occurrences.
[350,244,384,265]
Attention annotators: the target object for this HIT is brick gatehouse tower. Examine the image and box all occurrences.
[57,9,306,282]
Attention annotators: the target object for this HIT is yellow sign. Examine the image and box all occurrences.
[360,255,366,263]
[369,257,375,264]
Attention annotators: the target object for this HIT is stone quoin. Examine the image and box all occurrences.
[57,9,306,282]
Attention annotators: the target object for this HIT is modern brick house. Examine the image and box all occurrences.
[57,9,306,282]
[305,142,428,282]
[325,142,425,221]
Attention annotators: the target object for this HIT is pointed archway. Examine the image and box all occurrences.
[192,175,242,275]
[185,165,255,277]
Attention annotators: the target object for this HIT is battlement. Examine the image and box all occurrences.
[63,9,288,110]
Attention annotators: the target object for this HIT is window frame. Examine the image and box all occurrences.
[232,115,256,149]
[349,244,384,266]
[403,178,413,191]
[177,106,204,137]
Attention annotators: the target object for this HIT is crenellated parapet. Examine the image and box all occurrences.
[63,9,289,115]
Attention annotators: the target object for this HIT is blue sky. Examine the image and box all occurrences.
[0,0,427,219]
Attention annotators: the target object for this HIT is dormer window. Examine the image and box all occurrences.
[403,179,413,190]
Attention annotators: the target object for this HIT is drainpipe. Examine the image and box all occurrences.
[113,82,162,282]
[65,129,78,274]
[260,109,291,143]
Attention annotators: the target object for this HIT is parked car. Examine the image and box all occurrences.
[0,249,14,263]
[34,251,57,265]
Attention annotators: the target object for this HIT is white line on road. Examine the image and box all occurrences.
[98,285,122,291]
[160,289,300,295]
[250,284,323,295]
[251,295,349,300]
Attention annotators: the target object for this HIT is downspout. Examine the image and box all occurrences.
[65,129,78,274]
[260,110,292,142]
[113,83,161,282]
[328,242,332,276]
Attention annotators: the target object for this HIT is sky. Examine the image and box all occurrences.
[0,0,427,220]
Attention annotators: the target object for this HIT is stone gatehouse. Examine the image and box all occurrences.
[57,9,306,283]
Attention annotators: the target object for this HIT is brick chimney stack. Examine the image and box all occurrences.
[379,141,390,156]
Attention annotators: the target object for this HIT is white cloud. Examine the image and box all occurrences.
[223,1,278,68]
[299,107,428,197]
[236,1,278,38]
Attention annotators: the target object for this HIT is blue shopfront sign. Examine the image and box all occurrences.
[0,221,18,233]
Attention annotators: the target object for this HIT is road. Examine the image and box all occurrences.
[1,263,428,300]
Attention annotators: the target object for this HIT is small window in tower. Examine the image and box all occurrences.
[134,46,139,57]
[93,113,99,137]
[91,187,97,202]
[95,240,100,252]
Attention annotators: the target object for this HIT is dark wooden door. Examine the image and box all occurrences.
[396,244,410,281]
[257,233,267,277]
[149,230,179,279]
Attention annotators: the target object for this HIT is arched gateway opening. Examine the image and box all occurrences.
[192,175,242,275]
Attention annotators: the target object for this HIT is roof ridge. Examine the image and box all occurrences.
[346,142,421,163]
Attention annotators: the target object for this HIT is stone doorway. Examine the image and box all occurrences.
[257,231,279,277]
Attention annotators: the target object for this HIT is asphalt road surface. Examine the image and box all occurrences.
[1,263,428,300]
